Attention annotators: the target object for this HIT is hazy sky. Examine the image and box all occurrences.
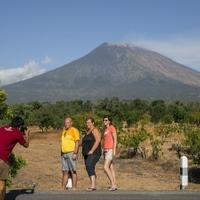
[0,0,200,85]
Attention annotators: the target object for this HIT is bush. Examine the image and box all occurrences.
[119,126,149,156]
[0,89,8,120]
[6,154,27,187]
[125,111,140,127]
[188,112,200,127]
[150,136,163,160]
[184,128,200,164]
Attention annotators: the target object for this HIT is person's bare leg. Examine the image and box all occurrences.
[86,175,96,190]
[104,159,115,188]
[90,175,96,188]
[110,163,117,188]
[62,171,69,190]
[71,171,77,190]
[0,180,6,200]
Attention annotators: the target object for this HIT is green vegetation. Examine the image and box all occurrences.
[184,127,200,164]
[119,125,149,156]
[2,97,200,131]
[1,88,200,163]
[0,89,8,120]
[6,154,27,187]
[0,89,27,187]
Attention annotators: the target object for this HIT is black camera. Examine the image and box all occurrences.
[20,125,28,133]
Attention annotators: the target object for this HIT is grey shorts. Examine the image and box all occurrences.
[61,152,76,172]
[0,159,9,180]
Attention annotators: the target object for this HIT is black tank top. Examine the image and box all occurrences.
[82,131,102,156]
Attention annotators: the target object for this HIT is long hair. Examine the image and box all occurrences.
[103,115,112,125]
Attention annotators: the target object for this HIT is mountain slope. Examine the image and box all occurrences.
[3,42,200,103]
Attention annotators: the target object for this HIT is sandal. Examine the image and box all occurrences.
[87,187,96,191]
[108,187,117,191]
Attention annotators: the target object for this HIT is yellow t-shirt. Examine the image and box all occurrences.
[61,127,80,153]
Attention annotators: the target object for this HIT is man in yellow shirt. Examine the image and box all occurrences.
[61,117,80,191]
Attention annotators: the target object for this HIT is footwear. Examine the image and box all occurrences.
[108,187,117,191]
[87,187,96,191]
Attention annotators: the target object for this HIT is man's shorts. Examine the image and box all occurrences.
[61,152,76,172]
[0,159,9,180]
[103,149,113,160]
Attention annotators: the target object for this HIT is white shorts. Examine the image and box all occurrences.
[103,149,113,160]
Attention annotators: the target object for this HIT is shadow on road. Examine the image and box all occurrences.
[6,188,34,200]
[189,167,200,184]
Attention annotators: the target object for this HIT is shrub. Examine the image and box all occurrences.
[188,112,200,127]
[6,154,27,187]
[150,136,163,160]
[125,110,140,127]
[0,89,8,121]
[184,128,200,164]
[119,126,149,156]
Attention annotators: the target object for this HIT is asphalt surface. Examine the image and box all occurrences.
[6,190,200,200]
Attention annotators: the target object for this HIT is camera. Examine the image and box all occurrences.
[20,125,28,133]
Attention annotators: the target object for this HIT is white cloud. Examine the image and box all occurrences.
[130,38,200,71]
[0,60,47,86]
[42,56,52,65]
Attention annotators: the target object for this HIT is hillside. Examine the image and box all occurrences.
[3,42,200,103]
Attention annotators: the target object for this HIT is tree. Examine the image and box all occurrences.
[184,128,200,164]
[0,90,27,186]
[125,110,140,127]
[34,107,54,132]
[168,104,187,122]
[132,99,149,114]
[188,112,200,126]
[150,100,166,123]
[0,89,8,119]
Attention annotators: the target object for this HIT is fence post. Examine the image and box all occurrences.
[180,155,188,190]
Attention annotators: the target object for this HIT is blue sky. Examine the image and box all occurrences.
[0,0,200,85]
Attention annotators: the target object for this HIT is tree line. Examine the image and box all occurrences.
[1,90,200,132]
[1,89,200,164]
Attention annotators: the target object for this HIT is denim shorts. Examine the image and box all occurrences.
[61,152,76,172]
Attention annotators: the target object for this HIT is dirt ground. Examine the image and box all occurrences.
[10,127,200,191]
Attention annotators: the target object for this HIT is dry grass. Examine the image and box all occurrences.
[10,126,200,191]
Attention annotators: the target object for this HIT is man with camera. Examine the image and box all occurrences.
[0,116,29,200]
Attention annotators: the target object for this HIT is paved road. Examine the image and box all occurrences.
[6,190,200,200]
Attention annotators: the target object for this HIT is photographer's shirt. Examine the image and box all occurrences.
[0,126,25,162]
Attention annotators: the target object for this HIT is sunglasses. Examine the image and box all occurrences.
[103,119,109,122]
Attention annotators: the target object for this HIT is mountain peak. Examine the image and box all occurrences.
[104,41,141,50]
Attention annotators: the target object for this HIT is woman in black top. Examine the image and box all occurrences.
[82,117,101,191]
